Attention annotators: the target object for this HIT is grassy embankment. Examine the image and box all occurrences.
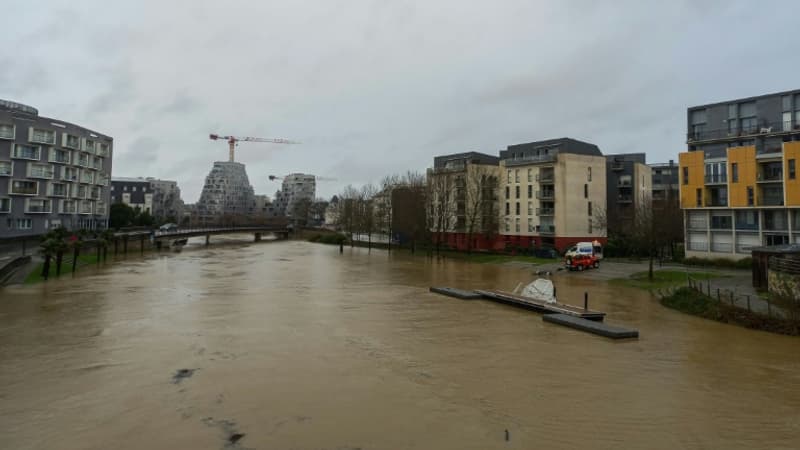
[609,270,719,292]
[661,287,799,336]
[24,253,101,284]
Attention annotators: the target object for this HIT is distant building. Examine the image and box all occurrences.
[196,161,255,224]
[0,99,113,237]
[110,177,184,221]
[254,194,274,217]
[680,89,800,259]
[273,173,316,218]
[649,160,680,209]
[605,153,652,236]
[110,177,153,213]
[324,195,339,227]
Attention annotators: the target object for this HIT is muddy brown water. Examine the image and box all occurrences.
[1,238,799,449]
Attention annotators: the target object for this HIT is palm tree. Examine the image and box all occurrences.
[39,237,60,280]
[69,234,82,274]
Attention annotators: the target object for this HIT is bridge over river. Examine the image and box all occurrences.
[113,225,291,253]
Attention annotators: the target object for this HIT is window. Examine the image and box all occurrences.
[77,185,87,198]
[84,139,96,153]
[783,112,793,131]
[505,186,509,199]
[515,218,520,232]
[49,148,70,164]
[63,134,80,149]
[123,186,128,191]
[527,201,533,215]
[0,161,11,176]
[515,186,520,199]
[731,163,738,183]
[110,185,115,191]
[16,219,32,230]
[27,164,54,179]
[505,202,509,215]
[0,198,10,213]
[507,170,511,183]
[747,186,754,206]
[49,183,68,197]
[588,167,592,182]
[29,127,56,145]
[588,201,592,216]
[10,180,38,195]
[513,170,518,183]
[790,159,796,180]
[528,218,534,232]
[25,198,51,213]
[132,186,137,192]
[527,169,532,182]
[515,202,520,215]
[696,188,702,207]
[584,184,588,198]
[62,167,78,182]
[504,219,510,232]
[588,219,593,234]
[61,200,76,214]
[0,124,15,140]
[12,144,40,160]
[527,185,532,197]
[710,214,733,229]
[783,95,792,112]
[682,167,688,185]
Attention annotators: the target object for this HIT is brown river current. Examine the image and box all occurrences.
[1,238,799,449]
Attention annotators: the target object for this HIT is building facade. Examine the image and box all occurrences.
[195,161,256,224]
[110,177,153,213]
[498,138,607,251]
[428,152,500,250]
[680,89,800,259]
[0,99,112,237]
[605,153,652,236]
[273,173,316,218]
[148,178,183,221]
[650,160,679,209]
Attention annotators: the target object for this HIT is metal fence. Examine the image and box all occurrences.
[686,275,785,318]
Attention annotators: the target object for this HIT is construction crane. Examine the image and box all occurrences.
[209,133,299,162]
[269,174,337,182]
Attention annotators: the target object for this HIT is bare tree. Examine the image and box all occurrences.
[463,165,499,253]
[358,183,378,250]
[427,171,456,255]
[594,195,663,280]
[337,185,360,246]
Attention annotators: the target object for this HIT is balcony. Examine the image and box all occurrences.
[536,190,554,200]
[687,119,800,143]
[538,224,555,235]
[536,173,554,183]
[617,194,632,203]
[536,207,554,216]
[10,181,38,195]
[756,173,783,183]
[61,201,77,214]
[704,174,727,184]
[0,162,11,176]
[611,161,624,171]
[505,154,555,166]
[617,180,632,187]
[25,200,52,213]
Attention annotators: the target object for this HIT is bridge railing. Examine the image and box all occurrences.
[113,226,289,239]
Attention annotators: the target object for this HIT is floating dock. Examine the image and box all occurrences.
[475,290,606,321]
[429,286,483,300]
[543,314,639,339]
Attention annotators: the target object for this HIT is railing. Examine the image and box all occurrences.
[708,200,728,207]
[536,191,554,200]
[760,196,784,207]
[536,173,554,183]
[26,203,51,213]
[11,186,37,195]
[505,154,555,166]
[538,225,555,235]
[704,174,727,184]
[0,166,11,176]
[536,208,554,216]
[617,180,632,187]
[757,172,783,182]
[617,194,632,203]
[770,257,800,275]
[687,120,800,142]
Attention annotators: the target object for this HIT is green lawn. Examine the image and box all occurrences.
[610,270,719,291]
[24,253,101,284]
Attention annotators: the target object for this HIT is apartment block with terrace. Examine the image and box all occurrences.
[681,89,800,259]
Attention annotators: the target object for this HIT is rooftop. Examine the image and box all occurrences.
[688,88,800,111]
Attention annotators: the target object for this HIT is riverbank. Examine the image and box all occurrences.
[661,287,800,336]
[23,253,103,284]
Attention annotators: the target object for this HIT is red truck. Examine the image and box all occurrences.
[565,253,599,271]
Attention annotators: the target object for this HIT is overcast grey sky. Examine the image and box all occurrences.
[3,0,798,201]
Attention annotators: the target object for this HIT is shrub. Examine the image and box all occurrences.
[681,256,752,270]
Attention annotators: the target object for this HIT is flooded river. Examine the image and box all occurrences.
[1,239,799,449]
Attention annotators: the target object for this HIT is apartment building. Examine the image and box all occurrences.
[428,152,500,250]
[110,177,153,213]
[196,161,256,223]
[498,138,607,251]
[0,99,112,237]
[605,153,652,235]
[680,89,800,259]
[649,160,680,208]
[148,178,184,221]
[273,173,316,218]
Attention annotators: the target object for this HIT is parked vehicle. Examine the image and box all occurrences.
[159,223,178,232]
[565,253,600,271]
[565,240,603,260]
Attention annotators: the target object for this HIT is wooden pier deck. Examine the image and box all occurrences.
[429,287,483,300]
[474,289,606,321]
[543,314,639,339]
